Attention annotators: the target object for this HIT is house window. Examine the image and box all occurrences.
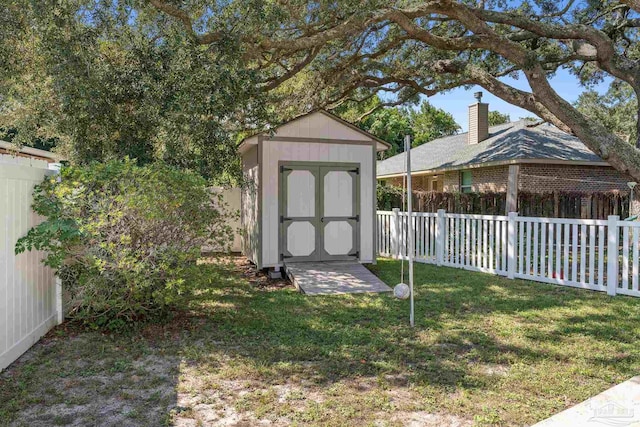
[461,171,473,193]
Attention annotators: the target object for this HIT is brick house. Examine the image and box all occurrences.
[377,95,639,216]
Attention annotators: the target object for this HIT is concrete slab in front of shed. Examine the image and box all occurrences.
[285,262,391,295]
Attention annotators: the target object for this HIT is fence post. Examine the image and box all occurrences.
[436,209,445,266]
[507,212,518,279]
[391,208,400,259]
[607,215,620,296]
[55,276,63,325]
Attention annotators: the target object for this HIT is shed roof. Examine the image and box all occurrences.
[377,120,607,178]
[238,109,391,154]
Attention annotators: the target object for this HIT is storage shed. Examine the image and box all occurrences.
[239,110,390,271]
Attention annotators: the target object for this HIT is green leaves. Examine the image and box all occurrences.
[1,0,270,183]
[334,95,460,158]
[409,102,460,147]
[575,81,638,147]
[488,111,511,127]
[16,159,236,330]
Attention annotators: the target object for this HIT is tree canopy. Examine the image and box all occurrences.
[409,101,460,146]
[0,1,270,182]
[3,1,640,182]
[335,95,459,158]
[488,111,511,126]
[144,0,640,181]
[575,80,638,146]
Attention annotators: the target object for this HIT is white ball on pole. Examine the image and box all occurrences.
[394,283,410,300]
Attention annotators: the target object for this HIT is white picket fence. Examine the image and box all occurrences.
[0,155,61,371]
[377,209,640,297]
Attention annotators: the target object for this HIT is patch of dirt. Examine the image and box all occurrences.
[174,398,283,427]
[172,377,296,426]
[382,411,473,427]
[209,255,292,290]
[6,351,180,427]
[476,362,510,377]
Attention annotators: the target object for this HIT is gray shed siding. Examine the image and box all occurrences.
[261,140,375,268]
[241,144,260,267]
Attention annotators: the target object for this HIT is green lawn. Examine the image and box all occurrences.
[2,256,640,426]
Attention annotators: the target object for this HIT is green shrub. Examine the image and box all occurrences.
[377,183,403,210]
[16,159,234,330]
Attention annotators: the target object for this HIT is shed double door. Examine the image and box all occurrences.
[280,163,359,262]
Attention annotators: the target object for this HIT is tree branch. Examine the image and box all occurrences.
[354,95,417,122]
[149,0,640,180]
[621,0,640,13]
[524,63,640,177]
[261,48,319,91]
[465,4,639,85]
[147,0,224,44]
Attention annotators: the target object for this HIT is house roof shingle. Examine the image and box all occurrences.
[377,120,605,177]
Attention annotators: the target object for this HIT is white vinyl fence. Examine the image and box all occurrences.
[1,155,61,371]
[377,209,639,297]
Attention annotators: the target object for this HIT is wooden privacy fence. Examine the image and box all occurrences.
[0,155,61,371]
[378,188,631,219]
[517,191,630,219]
[377,209,639,297]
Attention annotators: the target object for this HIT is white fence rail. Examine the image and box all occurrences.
[377,209,639,297]
[1,155,60,371]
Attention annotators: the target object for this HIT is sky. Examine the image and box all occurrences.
[424,69,612,132]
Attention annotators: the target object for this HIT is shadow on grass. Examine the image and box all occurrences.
[181,257,640,391]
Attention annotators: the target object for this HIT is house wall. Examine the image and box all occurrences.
[442,166,510,192]
[380,163,639,216]
[385,176,401,188]
[518,164,633,193]
[443,172,459,192]
[241,145,260,266]
[261,140,375,268]
[383,164,632,194]
[385,175,443,191]
[384,166,509,193]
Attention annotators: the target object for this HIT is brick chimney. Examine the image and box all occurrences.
[468,91,489,144]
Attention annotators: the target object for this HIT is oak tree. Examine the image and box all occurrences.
[488,111,511,126]
[0,1,270,181]
[335,95,459,157]
[150,0,640,181]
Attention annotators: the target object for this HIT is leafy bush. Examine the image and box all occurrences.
[377,183,404,210]
[16,159,234,330]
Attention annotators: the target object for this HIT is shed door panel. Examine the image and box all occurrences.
[287,170,315,217]
[320,166,359,261]
[280,163,359,263]
[280,166,320,262]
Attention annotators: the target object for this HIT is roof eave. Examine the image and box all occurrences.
[377,158,611,179]
[0,140,61,161]
[237,109,392,152]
